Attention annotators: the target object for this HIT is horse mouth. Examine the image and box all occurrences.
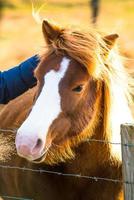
[32,145,51,163]
[17,144,51,163]
[32,150,47,163]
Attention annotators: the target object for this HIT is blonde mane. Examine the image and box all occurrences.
[41,26,134,162]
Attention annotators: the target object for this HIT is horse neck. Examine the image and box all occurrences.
[64,119,111,175]
[63,90,121,176]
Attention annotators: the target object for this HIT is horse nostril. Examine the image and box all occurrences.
[36,139,43,148]
[32,138,44,154]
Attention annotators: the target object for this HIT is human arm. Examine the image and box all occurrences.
[0,55,39,104]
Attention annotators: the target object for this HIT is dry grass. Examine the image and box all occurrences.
[0,0,134,70]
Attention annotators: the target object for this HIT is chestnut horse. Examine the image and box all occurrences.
[0,20,133,200]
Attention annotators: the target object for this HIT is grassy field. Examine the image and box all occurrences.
[0,0,134,69]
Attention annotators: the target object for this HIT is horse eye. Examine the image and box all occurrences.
[72,85,83,92]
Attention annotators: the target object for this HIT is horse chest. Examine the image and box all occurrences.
[0,155,122,200]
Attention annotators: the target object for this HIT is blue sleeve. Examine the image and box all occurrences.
[0,55,40,104]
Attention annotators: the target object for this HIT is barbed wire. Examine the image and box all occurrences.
[86,138,134,147]
[0,195,33,200]
[0,128,17,134]
[0,164,133,185]
[0,128,134,184]
[0,128,134,147]
[0,128,134,200]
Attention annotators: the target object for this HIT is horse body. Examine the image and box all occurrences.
[0,158,122,200]
[0,20,133,199]
[0,78,122,200]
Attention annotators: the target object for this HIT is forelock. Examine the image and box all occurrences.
[40,28,110,79]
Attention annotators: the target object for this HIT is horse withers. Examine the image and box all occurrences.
[0,20,133,200]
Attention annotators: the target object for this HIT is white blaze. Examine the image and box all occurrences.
[16,57,70,148]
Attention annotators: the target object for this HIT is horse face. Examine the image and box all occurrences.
[15,20,104,164]
[15,53,98,163]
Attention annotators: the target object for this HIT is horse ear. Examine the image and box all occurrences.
[42,20,62,44]
[103,34,119,49]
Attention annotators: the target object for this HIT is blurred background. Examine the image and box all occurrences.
[0,0,134,70]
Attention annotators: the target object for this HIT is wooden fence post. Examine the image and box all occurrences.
[121,124,134,200]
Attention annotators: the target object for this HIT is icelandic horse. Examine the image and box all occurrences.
[0,20,133,200]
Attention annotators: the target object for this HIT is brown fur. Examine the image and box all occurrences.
[0,20,132,199]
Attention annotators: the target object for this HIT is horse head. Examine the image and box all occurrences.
[15,20,132,165]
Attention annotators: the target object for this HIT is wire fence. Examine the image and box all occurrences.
[0,195,33,200]
[0,164,134,184]
[0,128,134,147]
[0,128,134,200]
